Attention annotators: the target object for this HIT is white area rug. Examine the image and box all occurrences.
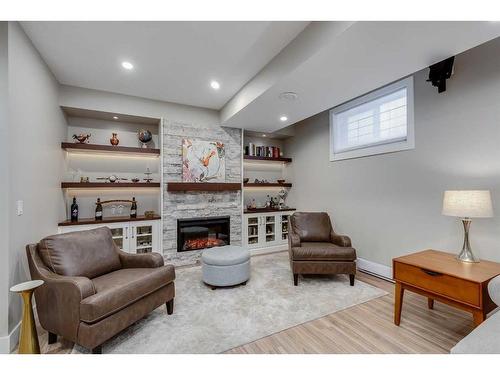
[73,252,387,354]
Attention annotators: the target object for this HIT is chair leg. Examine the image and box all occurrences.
[166,299,174,315]
[349,274,355,286]
[48,332,57,344]
[293,274,299,286]
[92,345,102,354]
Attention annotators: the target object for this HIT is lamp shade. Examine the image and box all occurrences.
[442,190,493,218]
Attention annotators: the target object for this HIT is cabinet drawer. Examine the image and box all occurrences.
[394,261,480,307]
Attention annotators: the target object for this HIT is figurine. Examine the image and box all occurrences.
[110,133,119,146]
[72,133,91,144]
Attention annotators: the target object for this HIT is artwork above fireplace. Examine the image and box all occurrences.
[177,216,230,252]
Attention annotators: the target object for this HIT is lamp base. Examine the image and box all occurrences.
[457,218,480,263]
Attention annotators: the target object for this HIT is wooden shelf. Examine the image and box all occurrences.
[244,182,292,188]
[166,182,241,192]
[61,182,160,189]
[58,215,161,227]
[244,155,292,163]
[244,208,296,214]
[61,142,160,156]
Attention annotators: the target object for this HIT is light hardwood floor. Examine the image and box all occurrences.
[34,271,474,354]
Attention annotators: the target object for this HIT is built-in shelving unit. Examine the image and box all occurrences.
[61,182,160,189]
[243,155,292,163]
[60,107,162,226]
[61,142,160,156]
[166,182,241,192]
[58,214,161,226]
[244,182,292,188]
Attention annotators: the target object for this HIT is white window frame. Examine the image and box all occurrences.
[329,76,415,161]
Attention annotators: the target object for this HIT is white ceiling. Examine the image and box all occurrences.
[21,21,308,109]
[21,21,500,133]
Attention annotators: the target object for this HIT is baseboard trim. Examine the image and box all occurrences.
[357,257,393,281]
[250,244,288,256]
[0,320,21,354]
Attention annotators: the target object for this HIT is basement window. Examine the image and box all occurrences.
[329,76,414,161]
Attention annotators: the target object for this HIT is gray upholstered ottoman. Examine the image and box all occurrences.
[201,245,250,289]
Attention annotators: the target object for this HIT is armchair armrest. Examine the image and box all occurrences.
[117,248,164,269]
[26,244,95,341]
[330,232,352,247]
[488,275,500,306]
[36,273,95,342]
[289,232,301,248]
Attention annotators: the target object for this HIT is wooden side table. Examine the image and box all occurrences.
[10,280,44,354]
[393,250,500,327]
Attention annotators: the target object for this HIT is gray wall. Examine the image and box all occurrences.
[7,22,68,335]
[285,37,500,267]
[0,22,9,345]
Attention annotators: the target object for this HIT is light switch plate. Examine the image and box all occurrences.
[16,200,23,216]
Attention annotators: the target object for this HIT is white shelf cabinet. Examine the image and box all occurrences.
[243,211,294,250]
[58,219,161,255]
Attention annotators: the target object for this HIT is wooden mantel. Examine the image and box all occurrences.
[166,182,241,192]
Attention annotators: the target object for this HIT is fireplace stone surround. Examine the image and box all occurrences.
[162,121,242,265]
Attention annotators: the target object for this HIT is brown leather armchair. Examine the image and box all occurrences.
[26,227,175,354]
[288,212,357,286]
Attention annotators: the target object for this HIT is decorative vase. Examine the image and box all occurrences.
[138,129,153,148]
[110,133,119,146]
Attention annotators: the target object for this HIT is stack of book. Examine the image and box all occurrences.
[245,143,281,158]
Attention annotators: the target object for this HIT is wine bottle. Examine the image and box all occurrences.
[95,198,103,221]
[130,197,137,218]
[70,197,79,222]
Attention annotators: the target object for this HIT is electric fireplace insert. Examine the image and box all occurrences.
[177,216,230,252]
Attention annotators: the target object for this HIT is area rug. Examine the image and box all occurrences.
[72,252,387,354]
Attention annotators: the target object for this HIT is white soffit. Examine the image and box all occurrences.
[222,21,500,132]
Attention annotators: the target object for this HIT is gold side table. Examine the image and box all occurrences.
[10,280,44,354]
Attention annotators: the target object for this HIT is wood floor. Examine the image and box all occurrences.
[35,271,474,354]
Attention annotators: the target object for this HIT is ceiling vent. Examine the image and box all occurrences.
[279,92,299,101]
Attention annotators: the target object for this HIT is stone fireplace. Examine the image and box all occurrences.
[162,121,242,265]
[177,216,230,252]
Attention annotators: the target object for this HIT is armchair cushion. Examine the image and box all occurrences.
[80,265,175,323]
[292,242,357,261]
[290,212,332,242]
[39,227,121,279]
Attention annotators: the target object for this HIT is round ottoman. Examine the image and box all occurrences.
[201,245,250,289]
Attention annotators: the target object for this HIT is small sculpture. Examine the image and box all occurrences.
[110,133,119,146]
[96,175,128,183]
[144,168,153,183]
[72,133,91,144]
[138,129,153,148]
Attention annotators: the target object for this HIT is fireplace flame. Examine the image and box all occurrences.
[183,237,226,251]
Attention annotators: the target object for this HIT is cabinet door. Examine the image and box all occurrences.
[262,214,278,246]
[279,213,290,243]
[106,222,131,252]
[245,215,261,248]
[129,221,159,254]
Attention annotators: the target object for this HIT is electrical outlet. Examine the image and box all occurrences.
[16,200,23,216]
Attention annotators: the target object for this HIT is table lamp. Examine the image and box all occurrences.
[442,190,493,263]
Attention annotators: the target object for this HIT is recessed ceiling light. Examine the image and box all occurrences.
[262,134,267,137]
[280,116,288,122]
[121,61,134,70]
[113,116,119,120]
[210,80,220,90]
